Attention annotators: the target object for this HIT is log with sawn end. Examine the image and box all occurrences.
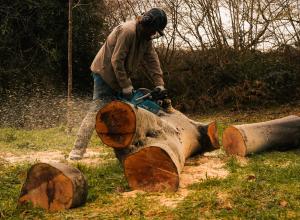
[95,100,219,192]
[222,115,300,156]
[19,162,87,211]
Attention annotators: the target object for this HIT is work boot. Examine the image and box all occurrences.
[68,148,86,160]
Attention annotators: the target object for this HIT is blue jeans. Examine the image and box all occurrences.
[90,73,117,111]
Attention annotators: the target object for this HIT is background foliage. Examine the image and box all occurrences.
[160,47,300,112]
[0,0,105,127]
[0,0,105,95]
[0,0,299,128]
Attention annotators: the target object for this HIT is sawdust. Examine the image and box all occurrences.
[0,149,107,166]
[180,155,229,188]
[216,192,233,210]
[151,188,191,209]
[122,190,146,198]
[236,156,249,167]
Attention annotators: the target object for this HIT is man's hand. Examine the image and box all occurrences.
[152,85,168,100]
[122,85,134,100]
[154,85,166,92]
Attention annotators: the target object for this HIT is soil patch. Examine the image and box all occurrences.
[0,149,108,165]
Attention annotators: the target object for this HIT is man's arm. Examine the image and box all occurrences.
[111,27,133,90]
[143,42,165,87]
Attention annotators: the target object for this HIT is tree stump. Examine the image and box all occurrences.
[95,100,219,192]
[222,115,300,156]
[19,162,87,211]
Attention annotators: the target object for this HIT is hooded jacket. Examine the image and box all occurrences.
[90,19,164,91]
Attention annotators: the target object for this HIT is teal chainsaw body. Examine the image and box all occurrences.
[119,88,162,114]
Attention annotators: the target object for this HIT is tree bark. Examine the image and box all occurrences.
[222,115,300,156]
[95,100,219,192]
[19,162,87,211]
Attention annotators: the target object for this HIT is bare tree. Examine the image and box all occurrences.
[103,0,300,51]
[67,0,73,133]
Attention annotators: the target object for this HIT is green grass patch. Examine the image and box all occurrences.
[0,161,170,219]
[0,126,102,154]
[0,163,46,219]
[173,150,300,219]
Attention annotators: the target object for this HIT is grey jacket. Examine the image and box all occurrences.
[90,19,164,91]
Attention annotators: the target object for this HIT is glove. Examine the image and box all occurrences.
[122,85,134,100]
[154,85,166,92]
[152,86,168,100]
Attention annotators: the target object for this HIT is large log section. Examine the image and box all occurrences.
[95,101,219,192]
[223,115,300,156]
[19,163,87,211]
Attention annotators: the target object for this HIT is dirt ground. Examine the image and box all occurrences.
[0,149,108,165]
[0,148,231,208]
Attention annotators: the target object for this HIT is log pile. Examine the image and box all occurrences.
[19,162,87,211]
[95,100,219,192]
[222,115,300,156]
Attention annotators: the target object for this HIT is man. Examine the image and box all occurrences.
[68,8,168,160]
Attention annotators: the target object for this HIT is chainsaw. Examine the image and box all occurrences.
[119,88,172,114]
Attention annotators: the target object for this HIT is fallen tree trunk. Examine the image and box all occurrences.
[95,101,219,192]
[222,115,300,156]
[19,162,87,211]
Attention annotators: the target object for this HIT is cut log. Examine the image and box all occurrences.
[19,162,87,211]
[222,115,300,156]
[95,100,219,192]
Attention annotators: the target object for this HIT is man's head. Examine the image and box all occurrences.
[139,8,167,40]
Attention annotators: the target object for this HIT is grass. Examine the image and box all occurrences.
[1,151,300,219]
[0,125,101,155]
[175,151,300,219]
[0,104,299,219]
[0,162,167,219]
